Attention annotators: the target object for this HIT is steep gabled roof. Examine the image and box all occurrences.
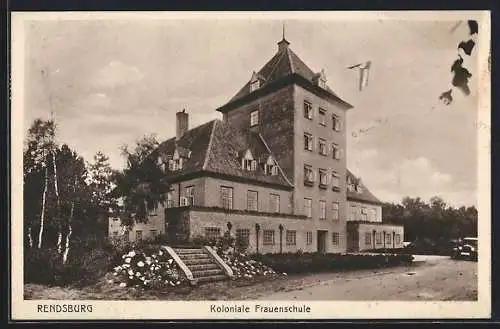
[346,169,383,205]
[155,119,293,189]
[225,38,343,106]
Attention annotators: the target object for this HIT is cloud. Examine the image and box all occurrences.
[92,61,144,88]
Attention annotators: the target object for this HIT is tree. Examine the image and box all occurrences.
[23,118,56,249]
[113,134,169,226]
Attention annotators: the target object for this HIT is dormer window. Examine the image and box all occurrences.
[250,80,260,92]
[319,78,327,89]
[315,69,328,90]
[356,184,364,193]
[241,149,257,171]
[264,156,279,176]
[250,110,259,127]
[168,150,183,171]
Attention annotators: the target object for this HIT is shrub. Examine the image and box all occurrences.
[111,246,188,289]
[253,252,414,275]
[24,237,117,287]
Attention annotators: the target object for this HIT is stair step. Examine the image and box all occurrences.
[183,258,214,266]
[192,269,224,278]
[177,253,211,260]
[174,248,205,254]
[189,263,221,271]
[195,274,228,284]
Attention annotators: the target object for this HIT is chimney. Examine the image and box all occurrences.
[176,109,189,140]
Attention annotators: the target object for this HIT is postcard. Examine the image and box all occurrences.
[10,10,491,320]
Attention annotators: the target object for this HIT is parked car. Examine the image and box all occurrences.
[451,237,478,261]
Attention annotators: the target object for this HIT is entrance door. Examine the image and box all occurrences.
[346,228,359,252]
[317,230,327,253]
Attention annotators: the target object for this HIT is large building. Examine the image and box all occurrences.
[110,35,403,253]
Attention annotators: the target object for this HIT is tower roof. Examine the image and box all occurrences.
[217,37,353,112]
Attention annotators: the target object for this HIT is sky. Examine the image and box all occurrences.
[22,14,484,207]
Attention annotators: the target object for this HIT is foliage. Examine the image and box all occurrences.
[253,252,414,275]
[112,134,169,226]
[24,237,117,287]
[110,247,188,289]
[383,196,478,245]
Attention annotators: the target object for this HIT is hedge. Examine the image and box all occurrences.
[252,252,414,274]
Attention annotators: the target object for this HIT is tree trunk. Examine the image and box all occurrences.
[63,176,77,264]
[37,163,48,249]
[52,150,63,254]
[27,227,33,248]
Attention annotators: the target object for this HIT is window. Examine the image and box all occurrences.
[124,231,130,242]
[243,159,257,171]
[220,187,233,209]
[361,207,368,221]
[332,202,339,220]
[371,208,377,221]
[331,171,340,190]
[247,190,258,211]
[112,231,118,237]
[263,230,275,245]
[319,108,327,126]
[205,227,221,241]
[264,157,279,176]
[269,193,280,213]
[250,79,260,92]
[332,115,342,131]
[386,233,392,245]
[150,230,157,237]
[304,133,314,151]
[350,205,357,221]
[306,231,313,245]
[332,232,340,245]
[304,198,312,218]
[236,228,250,247]
[319,79,327,89]
[303,101,313,119]
[167,190,174,208]
[395,234,401,245]
[136,230,143,241]
[331,143,343,160]
[319,169,328,188]
[356,184,364,193]
[365,233,372,245]
[250,110,259,127]
[318,138,327,156]
[376,232,382,245]
[169,158,182,171]
[304,165,315,185]
[286,230,297,245]
[319,200,326,220]
[185,186,195,205]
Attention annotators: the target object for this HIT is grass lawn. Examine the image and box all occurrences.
[24,263,421,301]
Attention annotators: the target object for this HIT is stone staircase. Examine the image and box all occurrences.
[170,247,231,285]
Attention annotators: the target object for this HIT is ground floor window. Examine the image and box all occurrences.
[332,232,340,245]
[286,230,296,245]
[205,227,221,241]
[150,230,157,237]
[236,228,250,248]
[263,230,275,245]
[136,230,143,241]
[365,232,372,245]
[395,234,401,245]
[306,231,313,245]
[376,232,382,245]
[386,233,392,245]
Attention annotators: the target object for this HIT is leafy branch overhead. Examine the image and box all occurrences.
[439,20,478,105]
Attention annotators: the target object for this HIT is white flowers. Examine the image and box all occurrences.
[137,261,145,267]
[119,282,127,288]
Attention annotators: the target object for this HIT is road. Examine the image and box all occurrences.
[255,256,477,301]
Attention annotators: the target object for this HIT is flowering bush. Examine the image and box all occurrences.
[111,247,188,289]
[212,232,282,280]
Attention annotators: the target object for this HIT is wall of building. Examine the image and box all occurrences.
[346,200,382,222]
[108,214,165,243]
[355,223,404,251]
[203,177,293,214]
[167,177,206,208]
[224,86,296,186]
[291,84,349,252]
[187,209,346,254]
